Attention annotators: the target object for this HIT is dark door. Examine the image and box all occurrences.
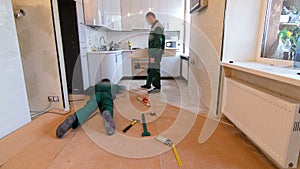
[57,0,83,93]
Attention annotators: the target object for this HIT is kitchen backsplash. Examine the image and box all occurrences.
[85,26,181,52]
[85,26,107,52]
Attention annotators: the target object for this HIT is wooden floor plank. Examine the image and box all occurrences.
[0,113,71,166]
[0,115,74,169]
[47,128,162,169]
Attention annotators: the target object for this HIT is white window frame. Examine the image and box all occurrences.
[256,0,294,67]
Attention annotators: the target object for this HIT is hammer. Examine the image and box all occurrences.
[123,119,140,133]
[141,113,151,137]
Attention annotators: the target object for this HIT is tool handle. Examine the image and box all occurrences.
[172,144,183,167]
[122,124,133,133]
[141,114,147,131]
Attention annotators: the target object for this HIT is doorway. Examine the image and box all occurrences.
[57,0,83,94]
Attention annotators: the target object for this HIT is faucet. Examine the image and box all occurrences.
[98,36,107,51]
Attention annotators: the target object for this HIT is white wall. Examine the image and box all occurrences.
[189,0,226,110]
[0,0,31,138]
[222,0,266,62]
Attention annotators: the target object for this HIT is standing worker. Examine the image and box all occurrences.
[141,12,165,93]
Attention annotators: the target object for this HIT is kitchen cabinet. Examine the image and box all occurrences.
[84,0,103,26]
[122,51,133,77]
[102,0,112,27]
[141,0,151,27]
[87,52,123,87]
[101,53,117,83]
[115,52,123,83]
[161,55,181,77]
[151,0,167,28]
[130,0,144,29]
[166,0,184,30]
[80,44,89,90]
[111,0,122,30]
[120,0,131,30]
[120,0,184,30]
[84,0,121,30]
[88,53,105,86]
[181,57,189,81]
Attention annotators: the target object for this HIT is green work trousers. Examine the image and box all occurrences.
[72,92,114,128]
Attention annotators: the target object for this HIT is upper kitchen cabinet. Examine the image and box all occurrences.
[121,0,184,30]
[84,0,102,26]
[151,0,167,28]
[127,0,144,29]
[111,0,122,30]
[83,0,122,30]
[120,0,132,30]
[102,0,112,27]
[166,0,184,30]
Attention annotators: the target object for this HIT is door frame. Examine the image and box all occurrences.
[50,0,70,111]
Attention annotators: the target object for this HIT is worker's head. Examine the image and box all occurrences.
[146,12,157,25]
[101,78,111,84]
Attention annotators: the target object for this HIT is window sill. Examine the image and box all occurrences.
[222,61,300,87]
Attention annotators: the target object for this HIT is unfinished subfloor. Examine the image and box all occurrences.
[0,80,291,169]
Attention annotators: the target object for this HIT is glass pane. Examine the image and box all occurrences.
[261,0,300,61]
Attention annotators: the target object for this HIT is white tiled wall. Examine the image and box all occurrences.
[0,0,31,138]
[86,26,107,52]
[86,29,181,51]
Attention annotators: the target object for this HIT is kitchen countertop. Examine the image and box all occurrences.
[88,50,135,54]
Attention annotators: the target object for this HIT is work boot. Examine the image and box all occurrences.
[141,85,151,89]
[102,110,115,136]
[148,88,160,93]
[56,114,76,138]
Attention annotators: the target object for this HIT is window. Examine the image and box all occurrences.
[261,0,300,61]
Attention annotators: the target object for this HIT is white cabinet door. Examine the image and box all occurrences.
[84,0,103,26]
[142,0,151,28]
[130,0,143,29]
[120,0,184,30]
[166,0,184,30]
[122,52,132,76]
[116,53,123,82]
[111,0,121,15]
[161,56,181,77]
[81,53,90,90]
[121,0,132,30]
[181,59,189,80]
[152,0,167,28]
[101,54,116,83]
[111,0,122,30]
[102,0,112,28]
[88,53,105,86]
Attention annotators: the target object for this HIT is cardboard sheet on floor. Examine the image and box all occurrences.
[80,91,197,158]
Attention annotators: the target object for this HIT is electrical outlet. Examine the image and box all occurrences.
[48,96,59,102]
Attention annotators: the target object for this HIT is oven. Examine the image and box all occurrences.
[132,59,148,76]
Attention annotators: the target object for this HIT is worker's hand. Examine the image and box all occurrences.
[150,58,155,63]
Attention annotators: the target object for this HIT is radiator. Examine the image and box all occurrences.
[222,78,300,168]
